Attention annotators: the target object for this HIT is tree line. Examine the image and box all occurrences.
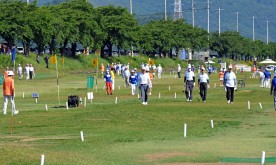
[0,0,275,60]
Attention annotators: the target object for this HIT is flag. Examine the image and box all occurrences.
[148,58,154,66]
[49,55,57,64]
[61,57,64,64]
[11,47,16,61]
[92,59,98,66]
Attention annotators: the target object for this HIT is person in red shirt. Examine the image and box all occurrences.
[3,71,19,115]
[219,69,224,86]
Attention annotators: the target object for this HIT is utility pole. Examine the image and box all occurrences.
[252,16,256,41]
[165,0,167,21]
[174,0,183,20]
[130,0,133,57]
[266,20,270,44]
[206,0,211,33]
[191,0,195,27]
[216,7,223,35]
[236,12,239,32]
[27,0,29,5]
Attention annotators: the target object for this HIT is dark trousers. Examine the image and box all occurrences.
[199,82,207,101]
[29,71,33,80]
[185,81,194,100]
[141,84,149,102]
[178,72,181,78]
[226,86,234,102]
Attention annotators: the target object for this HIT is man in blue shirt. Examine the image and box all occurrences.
[270,73,276,111]
[104,70,113,95]
[129,70,138,95]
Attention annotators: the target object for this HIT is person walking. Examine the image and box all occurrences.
[138,67,151,105]
[264,68,271,88]
[177,64,181,78]
[258,70,265,87]
[219,69,224,86]
[29,64,35,80]
[129,70,137,95]
[123,67,130,87]
[25,64,30,80]
[17,64,23,80]
[44,55,49,68]
[3,71,19,115]
[184,64,195,102]
[157,64,162,79]
[270,73,276,111]
[198,67,209,102]
[224,64,237,104]
[104,70,113,95]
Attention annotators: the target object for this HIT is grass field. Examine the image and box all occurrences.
[0,57,276,165]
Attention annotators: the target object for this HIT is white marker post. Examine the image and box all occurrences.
[45,104,48,111]
[79,97,82,105]
[23,92,24,98]
[84,97,86,107]
[214,83,216,88]
[66,102,69,110]
[184,124,187,138]
[174,92,176,99]
[259,102,263,109]
[115,97,118,104]
[248,101,250,110]
[40,154,45,165]
[169,86,171,91]
[35,98,38,103]
[211,119,214,128]
[80,131,84,142]
[159,93,161,99]
[138,94,140,100]
[118,86,120,90]
[261,151,266,165]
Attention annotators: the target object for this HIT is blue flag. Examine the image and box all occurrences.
[11,47,16,61]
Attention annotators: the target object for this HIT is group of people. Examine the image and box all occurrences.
[258,68,271,88]
[3,68,19,115]
[177,63,236,104]
[16,64,35,80]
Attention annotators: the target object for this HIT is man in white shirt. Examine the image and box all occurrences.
[198,67,209,102]
[224,64,237,104]
[177,64,181,78]
[258,70,265,87]
[157,64,162,79]
[124,67,130,87]
[184,64,195,102]
[17,64,23,80]
[138,67,151,105]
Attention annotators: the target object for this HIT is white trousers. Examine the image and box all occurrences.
[3,95,16,114]
[264,78,270,88]
[131,84,136,95]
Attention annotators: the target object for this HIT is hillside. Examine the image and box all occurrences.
[36,0,276,42]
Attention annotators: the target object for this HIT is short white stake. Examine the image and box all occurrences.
[45,104,48,111]
[79,97,82,105]
[174,92,176,99]
[118,86,120,90]
[184,124,187,138]
[174,75,176,79]
[261,151,266,165]
[211,119,214,128]
[40,154,45,165]
[159,93,161,99]
[169,86,171,91]
[84,97,86,107]
[80,131,84,142]
[259,102,263,109]
[115,97,118,104]
[23,92,24,98]
[248,101,250,110]
[35,98,38,103]
[214,83,216,88]
[66,102,69,110]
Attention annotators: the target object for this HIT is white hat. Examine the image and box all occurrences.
[188,64,191,69]
[7,71,14,76]
[146,68,150,71]
[229,64,232,69]
[142,67,146,70]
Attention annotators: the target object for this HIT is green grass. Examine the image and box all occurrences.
[0,55,276,164]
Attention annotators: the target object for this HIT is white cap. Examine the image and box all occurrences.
[142,67,146,70]
[229,65,232,69]
[7,71,14,76]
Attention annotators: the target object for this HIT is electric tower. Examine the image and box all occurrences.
[174,0,183,20]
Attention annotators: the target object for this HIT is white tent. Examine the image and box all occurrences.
[204,60,215,64]
[259,59,276,64]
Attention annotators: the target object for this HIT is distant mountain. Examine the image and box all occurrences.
[37,0,276,42]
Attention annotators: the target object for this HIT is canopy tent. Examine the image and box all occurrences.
[204,60,215,64]
[259,59,276,64]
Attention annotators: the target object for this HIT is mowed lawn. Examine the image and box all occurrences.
[0,69,276,165]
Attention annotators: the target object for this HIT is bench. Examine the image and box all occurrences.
[238,78,246,87]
